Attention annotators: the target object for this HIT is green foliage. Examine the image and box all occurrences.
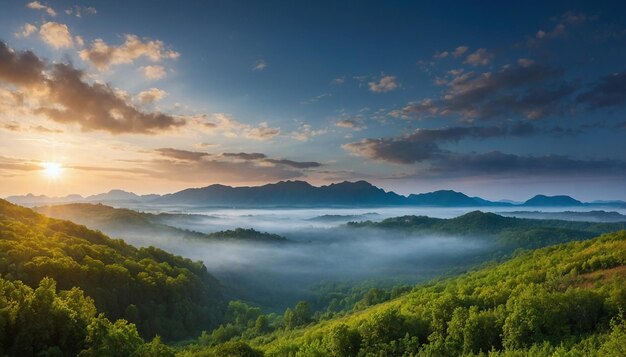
[348,211,626,250]
[0,199,224,341]
[224,230,626,356]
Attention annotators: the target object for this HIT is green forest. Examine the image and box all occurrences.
[189,230,626,356]
[2,198,626,356]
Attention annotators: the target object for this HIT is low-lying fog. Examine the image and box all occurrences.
[104,205,625,310]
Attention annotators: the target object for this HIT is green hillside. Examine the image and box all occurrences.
[35,203,288,243]
[0,199,224,342]
[188,230,626,356]
[348,211,626,249]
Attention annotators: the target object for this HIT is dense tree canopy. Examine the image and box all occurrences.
[0,199,224,341]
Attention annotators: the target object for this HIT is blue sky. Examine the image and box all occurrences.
[0,0,625,200]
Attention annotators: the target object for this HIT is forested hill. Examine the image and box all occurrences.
[190,230,626,356]
[0,199,225,342]
[347,211,626,249]
[34,203,289,244]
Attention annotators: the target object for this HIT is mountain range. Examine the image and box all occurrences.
[5,180,624,208]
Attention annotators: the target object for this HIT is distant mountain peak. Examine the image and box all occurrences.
[524,194,583,206]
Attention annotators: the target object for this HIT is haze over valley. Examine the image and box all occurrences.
[1,1,626,356]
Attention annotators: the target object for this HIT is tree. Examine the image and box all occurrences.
[324,323,361,357]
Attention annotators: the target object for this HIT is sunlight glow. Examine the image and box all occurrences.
[41,162,62,179]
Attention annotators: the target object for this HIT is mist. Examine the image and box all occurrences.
[101,207,497,310]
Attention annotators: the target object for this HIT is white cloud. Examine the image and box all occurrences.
[253,59,267,71]
[79,34,180,70]
[15,23,37,38]
[198,113,281,141]
[137,88,168,105]
[290,123,327,141]
[65,6,97,17]
[26,1,56,16]
[331,76,345,85]
[141,65,166,80]
[39,22,73,49]
[368,75,399,93]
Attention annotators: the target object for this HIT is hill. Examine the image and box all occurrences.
[523,194,584,206]
[0,199,225,341]
[406,190,504,206]
[33,203,209,240]
[347,211,626,249]
[188,230,626,356]
[34,203,288,244]
[500,210,626,223]
[206,228,289,243]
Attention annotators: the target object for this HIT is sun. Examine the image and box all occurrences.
[41,162,62,179]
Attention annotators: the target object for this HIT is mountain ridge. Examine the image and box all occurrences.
[6,180,624,208]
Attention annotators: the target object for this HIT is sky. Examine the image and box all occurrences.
[0,0,625,201]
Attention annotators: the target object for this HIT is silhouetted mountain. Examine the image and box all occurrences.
[156,180,409,206]
[523,194,583,206]
[8,181,620,208]
[5,193,84,206]
[500,210,626,223]
[406,190,505,206]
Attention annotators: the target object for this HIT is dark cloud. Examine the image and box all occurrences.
[392,62,576,121]
[0,41,45,86]
[155,149,323,170]
[265,159,322,169]
[576,72,626,110]
[0,41,185,134]
[222,152,267,160]
[155,148,209,161]
[35,64,184,134]
[343,124,538,164]
[427,151,626,178]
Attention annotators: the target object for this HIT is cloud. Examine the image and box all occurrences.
[26,1,56,16]
[200,113,281,141]
[222,152,267,160]
[391,62,575,121]
[0,42,46,86]
[15,23,37,38]
[79,34,180,70]
[0,156,41,173]
[39,22,74,49]
[331,76,345,85]
[65,5,97,17]
[425,151,626,178]
[265,159,322,169]
[150,149,322,182]
[464,48,494,66]
[0,41,184,134]
[368,75,399,93]
[335,112,367,131]
[452,46,469,58]
[155,148,209,161]
[253,59,267,71]
[433,46,468,60]
[137,87,168,105]
[245,122,281,140]
[141,65,166,79]
[343,124,539,164]
[529,11,590,46]
[576,72,626,110]
[221,151,322,168]
[301,93,331,104]
[290,124,327,141]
